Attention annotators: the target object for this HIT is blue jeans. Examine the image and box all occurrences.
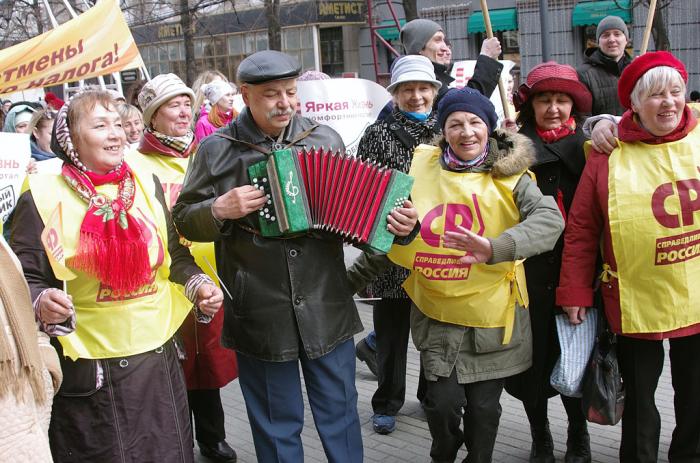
[237,339,362,463]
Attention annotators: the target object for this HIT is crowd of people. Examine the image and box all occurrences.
[1,12,699,463]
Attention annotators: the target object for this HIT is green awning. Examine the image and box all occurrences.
[376,19,405,41]
[572,0,632,27]
[467,8,518,34]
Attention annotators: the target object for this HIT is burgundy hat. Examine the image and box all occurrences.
[617,51,688,110]
[515,61,592,113]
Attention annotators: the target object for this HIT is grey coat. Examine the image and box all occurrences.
[348,131,564,384]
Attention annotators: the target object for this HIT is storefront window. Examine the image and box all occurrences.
[140,26,317,82]
[320,27,344,76]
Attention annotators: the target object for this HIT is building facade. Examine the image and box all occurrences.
[130,0,366,82]
[131,0,699,94]
[359,0,700,93]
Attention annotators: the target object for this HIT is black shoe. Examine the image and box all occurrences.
[355,338,378,376]
[565,423,591,463]
[530,420,555,463]
[199,441,237,462]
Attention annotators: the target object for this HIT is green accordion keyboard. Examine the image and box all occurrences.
[248,147,414,253]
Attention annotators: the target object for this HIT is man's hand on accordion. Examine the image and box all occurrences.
[212,185,268,220]
[387,200,418,237]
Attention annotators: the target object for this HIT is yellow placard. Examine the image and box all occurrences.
[40,202,77,281]
[0,0,144,96]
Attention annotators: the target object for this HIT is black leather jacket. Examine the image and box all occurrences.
[173,109,362,362]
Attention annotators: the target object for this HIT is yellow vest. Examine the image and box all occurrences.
[388,145,528,344]
[126,151,218,282]
[29,171,192,360]
[608,125,700,333]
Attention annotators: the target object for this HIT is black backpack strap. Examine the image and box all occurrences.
[214,123,320,156]
[385,113,418,152]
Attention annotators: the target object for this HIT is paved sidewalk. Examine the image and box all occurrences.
[197,302,675,463]
[196,248,676,462]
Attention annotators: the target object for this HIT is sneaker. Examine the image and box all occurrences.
[355,338,379,376]
[372,414,396,434]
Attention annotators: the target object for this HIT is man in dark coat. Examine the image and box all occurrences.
[577,15,632,116]
[401,18,503,107]
[375,18,504,121]
[173,50,418,463]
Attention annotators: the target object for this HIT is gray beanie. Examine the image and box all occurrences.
[400,19,443,55]
[596,15,629,41]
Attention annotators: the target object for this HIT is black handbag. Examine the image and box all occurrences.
[580,316,625,425]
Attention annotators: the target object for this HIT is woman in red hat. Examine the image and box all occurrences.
[557,51,700,462]
[505,62,593,463]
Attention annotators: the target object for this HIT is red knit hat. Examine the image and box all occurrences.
[617,51,688,109]
[515,61,592,113]
[44,92,65,110]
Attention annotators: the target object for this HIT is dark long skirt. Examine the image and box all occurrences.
[49,339,194,463]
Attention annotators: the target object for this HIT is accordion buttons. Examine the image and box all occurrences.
[289,249,298,258]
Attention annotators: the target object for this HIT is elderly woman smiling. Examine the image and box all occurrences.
[351,54,441,435]
[557,51,700,462]
[130,73,239,462]
[10,90,223,462]
[372,87,564,462]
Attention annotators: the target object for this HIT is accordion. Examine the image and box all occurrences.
[248,147,414,253]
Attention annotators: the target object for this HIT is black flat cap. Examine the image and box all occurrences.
[237,50,302,84]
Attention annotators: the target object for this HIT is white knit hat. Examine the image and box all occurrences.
[386,55,442,94]
[138,73,195,125]
[204,80,235,105]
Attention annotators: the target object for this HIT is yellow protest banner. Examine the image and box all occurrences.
[40,203,77,281]
[0,0,144,96]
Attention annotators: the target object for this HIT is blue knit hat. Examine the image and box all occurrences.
[437,87,497,134]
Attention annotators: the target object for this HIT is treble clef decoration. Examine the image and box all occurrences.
[285,171,300,204]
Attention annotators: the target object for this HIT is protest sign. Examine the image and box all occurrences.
[297,79,391,156]
[41,202,77,281]
[0,133,31,223]
[451,60,516,123]
[0,0,144,96]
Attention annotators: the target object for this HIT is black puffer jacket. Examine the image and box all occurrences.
[357,107,439,298]
[173,108,363,362]
[577,47,632,116]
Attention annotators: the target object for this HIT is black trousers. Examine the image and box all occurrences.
[371,298,411,415]
[524,393,586,431]
[423,368,504,463]
[617,333,700,463]
[188,389,226,446]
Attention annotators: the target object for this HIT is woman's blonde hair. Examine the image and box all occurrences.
[191,70,227,126]
[116,103,143,124]
[630,66,686,109]
[28,108,55,135]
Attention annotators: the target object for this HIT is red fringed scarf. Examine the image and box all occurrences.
[535,117,577,144]
[535,117,578,224]
[61,162,152,295]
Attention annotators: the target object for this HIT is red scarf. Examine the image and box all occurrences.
[535,117,577,144]
[61,162,152,295]
[618,105,698,144]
